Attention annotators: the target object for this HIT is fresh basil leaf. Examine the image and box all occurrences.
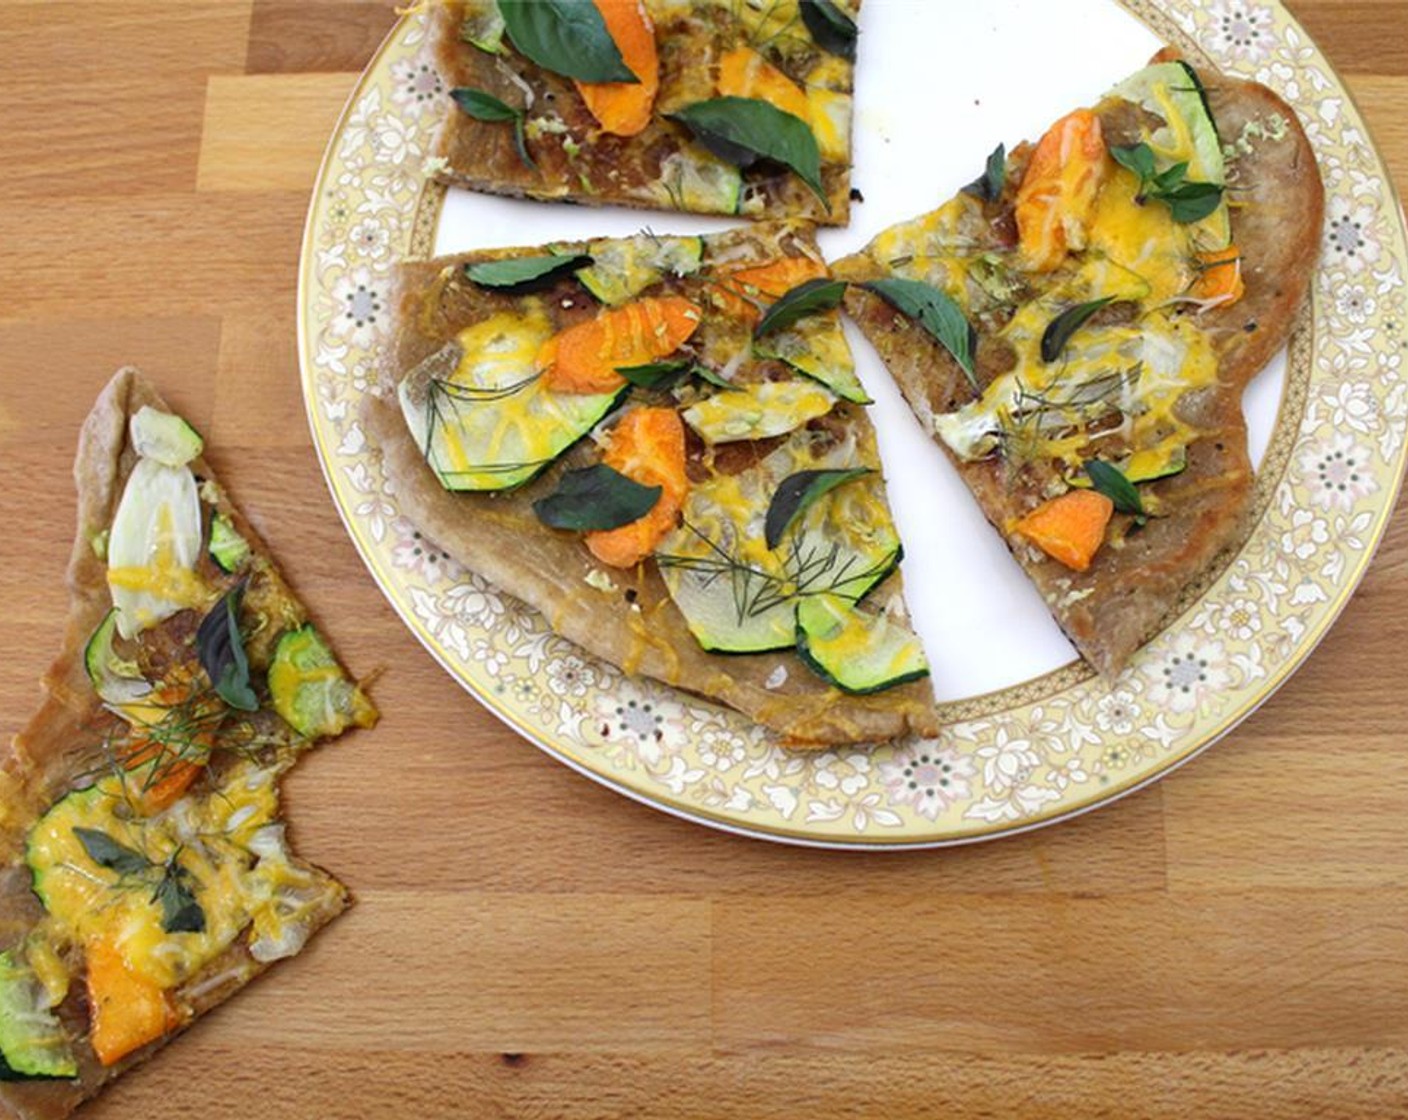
[1151,161,1190,192]
[669,97,826,204]
[765,468,873,550]
[962,143,1006,203]
[1040,297,1116,363]
[197,582,258,712]
[534,464,663,532]
[498,0,637,83]
[799,0,857,62]
[73,827,151,877]
[465,253,592,290]
[153,859,205,934]
[754,278,847,339]
[451,88,536,169]
[616,359,694,388]
[1085,460,1146,521]
[1164,182,1224,224]
[1110,142,1156,182]
[861,278,978,391]
[450,87,519,123]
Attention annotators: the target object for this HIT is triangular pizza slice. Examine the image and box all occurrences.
[834,53,1323,676]
[0,369,375,1117]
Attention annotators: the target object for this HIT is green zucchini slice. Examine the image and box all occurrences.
[129,405,204,468]
[657,428,900,653]
[208,512,251,573]
[754,312,870,403]
[796,594,930,694]
[0,952,76,1082]
[84,607,153,705]
[398,314,625,492]
[268,626,375,738]
[682,380,835,444]
[575,234,705,306]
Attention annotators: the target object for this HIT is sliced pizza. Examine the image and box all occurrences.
[0,369,375,1117]
[365,221,937,746]
[834,53,1324,677]
[427,0,859,224]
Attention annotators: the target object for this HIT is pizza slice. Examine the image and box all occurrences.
[833,53,1324,677]
[365,221,937,747]
[0,369,375,1116]
[426,0,859,224]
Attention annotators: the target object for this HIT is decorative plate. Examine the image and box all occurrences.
[298,0,1408,847]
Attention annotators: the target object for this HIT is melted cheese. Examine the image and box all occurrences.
[24,761,328,998]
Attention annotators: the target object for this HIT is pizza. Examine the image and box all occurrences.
[833,53,1324,677]
[0,370,375,1117]
[364,220,938,747]
[426,0,859,224]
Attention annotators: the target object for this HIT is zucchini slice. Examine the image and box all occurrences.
[682,380,836,444]
[576,234,705,306]
[0,952,76,1082]
[754,313,870,403]
[129,406,204,468]
[268,626,376,739]
[208,512,251,573]
[398,312,625,492]
[459,0,504,52]
[655,146,744,216]
[796,594,930,694]
[84,607,153,705]
[657,428,901,653]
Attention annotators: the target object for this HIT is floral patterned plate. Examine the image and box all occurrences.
[298,0,1408,847]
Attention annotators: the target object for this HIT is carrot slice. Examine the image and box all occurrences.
[717,46,811,122]
[87,936,180,1066]
[586,407,688,568]
[540,296,702,394]
[1015,109,1109,273]
[709,256,828,322]
[1012,489,1114,572]
[1190,245,1244,306]
[575,0,659,137]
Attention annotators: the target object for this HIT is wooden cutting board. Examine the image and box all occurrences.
[1,2,1406,1116]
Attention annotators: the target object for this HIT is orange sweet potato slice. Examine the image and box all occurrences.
[586,407,688,568]
[539,296,702,394]
[708,256,828,322]
[1190,245,1245,306]
[1015,109,1110,272]
[575,0,660,137]
[87,936,182,1066]
[1012,489,1115,572]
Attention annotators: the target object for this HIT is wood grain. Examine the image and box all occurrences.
[1,2,1406,1117]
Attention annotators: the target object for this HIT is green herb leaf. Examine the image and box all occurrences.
[1110,142,1156,182]
[754,278,847,339]
[464,252,593,290]
[669,97,826,204]
[73,827,152,876]
[153,857,205,934]
[765,468,873,550]
[450,87,519,123]
[197,582,258,712]
[450,88,536,169]
[1041,297,1115,363]
[534,464,662,532]
[616,359,694,388]
[1110,142,1222,223]
[498,0,637,83]
[1085,460,1146,522]
[799,0,857,62]
[1164,181,1224,224]
[861,278,978,391]
[962,143,1006,203]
